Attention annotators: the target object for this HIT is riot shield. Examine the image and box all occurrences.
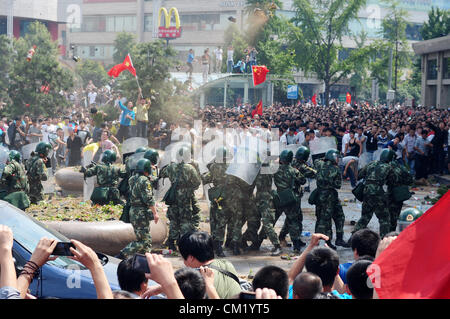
[126,152,145,171]
[225,146,262,185]
[159,141,191,168]
[83,150,95,201]
[309,137,337,155]
[358,149,384,169]
[21,143,39,161]
[121,137,148,156]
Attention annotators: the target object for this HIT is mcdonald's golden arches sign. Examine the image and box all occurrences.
[158,7,182,39]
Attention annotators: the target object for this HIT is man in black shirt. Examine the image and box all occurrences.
[76,120,92,146]
[364,125,379,162]
[66,128,83,166]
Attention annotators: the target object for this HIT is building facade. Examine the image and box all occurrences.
[412,35,450,109]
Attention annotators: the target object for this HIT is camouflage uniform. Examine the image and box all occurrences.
[314,159,345,242]
[159,162,201,244]
[201,161,229,242]
[1,160,30,210]
[120,173,156,257]
[189,160,202,229]
[254,168,279,247]
[25,155,48,204]
[278,160,316,241]
[353,161,392,238]
[84,162,125,205]
[387,161,414,232]
[223,175,256,253]
[274,164,306,250]
[119,156,134,222]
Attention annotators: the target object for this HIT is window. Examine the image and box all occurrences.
[427,59,438,80]
[406,23,422,41]
[338,48,354,61]
[444,57,450,80]
[0,17,6,35]
[179,12,235,31]
[75,15,136,32]
[82,16,106,32]
[76,45,114,59]
[144,14,153,32]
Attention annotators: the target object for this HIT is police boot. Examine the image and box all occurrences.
[248,239,263,251]
[214,241,226,258]
[279,235,289,247]
[335,234,350,248]
[326,240,337,250]
[292,240,303,254]
[271,245,282,256]
[232,242,241,255]
[225,238,232,249]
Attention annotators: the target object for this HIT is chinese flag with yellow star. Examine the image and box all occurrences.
[252,65,269,86]
[108,54,137,78]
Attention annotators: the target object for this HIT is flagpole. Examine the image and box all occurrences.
[135,75,143,99]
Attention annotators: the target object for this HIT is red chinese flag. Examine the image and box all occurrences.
[346,92,351,104]
[368,191,450,299]
[252,65,269,86]
[108,54,137,78]
[251,100,263,118]
[311,94,317,106]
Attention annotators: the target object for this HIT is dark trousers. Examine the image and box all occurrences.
[415,154,428,180]
[117,125,130,143]
[432,147,445,174]
[137,121,148,138]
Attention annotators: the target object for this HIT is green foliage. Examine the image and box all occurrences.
[116,40,194,126]
[76,59,109,88]
[289,0,368,106]
[0,35,14,105]
[223,23,250,68]
[5,21,73,117]
[421,7,450,40]
[367,0,414,103]
[113,32,136,65]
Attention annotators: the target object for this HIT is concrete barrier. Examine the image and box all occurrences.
[54,168,84,192]
[43,220,167,256]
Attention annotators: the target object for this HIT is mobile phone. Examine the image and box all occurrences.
[239,291,256,299]
[132,253,150,274]
[52,242,75,256]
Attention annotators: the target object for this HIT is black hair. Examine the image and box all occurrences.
[292,272,322,299]
[112,290,139,299]
[350,229,380,258]
[357,255,375,262]
[305,247,339,287]
[313,292,340,299]
[252,266,289,299]
[346,260,373,299]
[174,268,207,299]
[117,257,147,294]
[178,231,215,262]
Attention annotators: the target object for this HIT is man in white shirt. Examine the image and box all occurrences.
[214,46,223,73]
[88,89,97,106]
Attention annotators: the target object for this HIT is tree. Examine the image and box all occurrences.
[115,40,194,126]
[289,0,368,107]
[112,32,136,65]
[421,7,450,40]
[0,35,14,106]
[6,22,73,117]
[76,59,109,89]
[368,0,411,103]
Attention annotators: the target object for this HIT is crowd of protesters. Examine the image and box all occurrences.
[0,225,399,299]
[191,100,450,184]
